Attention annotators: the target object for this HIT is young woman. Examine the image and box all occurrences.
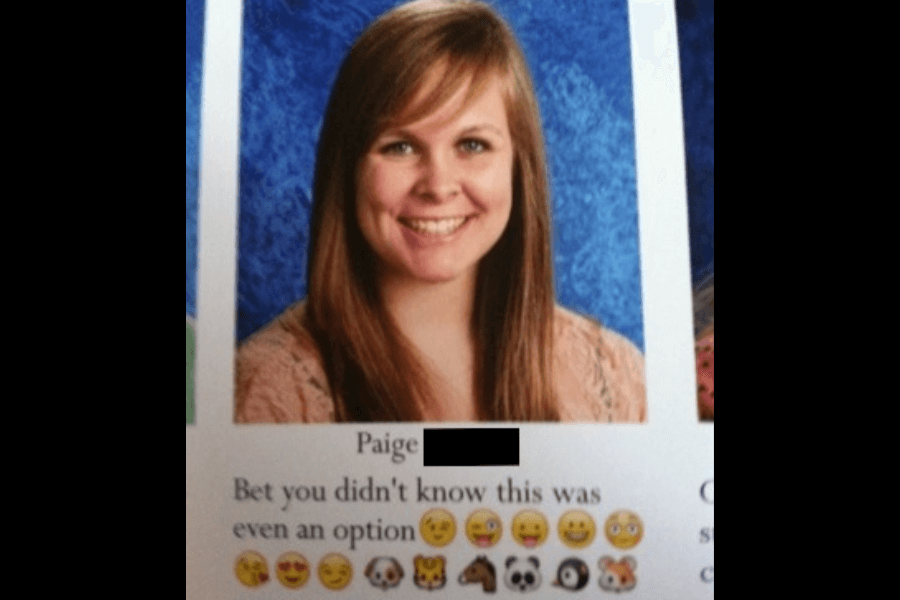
[235,0,645,423]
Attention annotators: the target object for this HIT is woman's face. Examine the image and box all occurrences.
[356,74,514,287]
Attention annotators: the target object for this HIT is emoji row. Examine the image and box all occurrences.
[235,551,638,593]
[420,507,643,550]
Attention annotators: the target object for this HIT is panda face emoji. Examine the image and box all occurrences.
[504,556,542,592]
[553,558,589,591]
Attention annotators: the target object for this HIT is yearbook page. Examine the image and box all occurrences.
[186,0,714,597]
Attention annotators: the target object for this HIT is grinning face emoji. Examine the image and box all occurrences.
[420,508,456,547]
[275,552,310,589]
[234,551,269,587]
[318,553,353,590]
[511,510,549,549]
[604,510,644,549]
[466,509,502,548]
[557,510,596,549]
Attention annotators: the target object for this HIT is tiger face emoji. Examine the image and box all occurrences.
[413,555,447,590]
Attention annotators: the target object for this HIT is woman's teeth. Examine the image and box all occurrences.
[401,216,467,235]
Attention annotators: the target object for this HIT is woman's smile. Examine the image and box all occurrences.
[356,73,514,285]
[398,215,471,236]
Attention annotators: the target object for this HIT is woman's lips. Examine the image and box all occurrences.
[398,215,470,236]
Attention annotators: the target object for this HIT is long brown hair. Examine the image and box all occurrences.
[306,0,558,421]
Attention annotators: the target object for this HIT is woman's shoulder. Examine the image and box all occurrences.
[553,305,646,422]
[234,301,335,423]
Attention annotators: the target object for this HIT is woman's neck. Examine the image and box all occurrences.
[378,269,479,421]
[378,270,476,341]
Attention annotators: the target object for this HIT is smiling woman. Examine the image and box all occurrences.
[234,0,645,423]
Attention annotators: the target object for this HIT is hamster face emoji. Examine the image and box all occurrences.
[466,509,502,548]
[235,551,269,587]
[553,558,589,591]
[557,510,596,549]
[275,552,310,589]
[598,556,637,592]
[504,556,542,592]
[604,510,643,549]
[413,555,447,590]
[318,553,353,590]
[420,508,456,547]
[364,557,404,590]
[511,510,548,548]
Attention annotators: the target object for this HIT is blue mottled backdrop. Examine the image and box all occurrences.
[676,0,713,287]
[235,0,644,350]
[186,0,204,319]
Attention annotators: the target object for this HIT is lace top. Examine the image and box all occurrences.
[234,302,646,423]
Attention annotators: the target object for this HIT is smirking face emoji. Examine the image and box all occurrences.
[276,552,310,589]
[318,553,353,590]
[558,510,596,549]
[604,510,643,549]
[420,508,456,548]
[465,509,502,548]
[511,509,549,548]
[235,551,269,587]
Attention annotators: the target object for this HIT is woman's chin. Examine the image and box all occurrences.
[383,260,477,288]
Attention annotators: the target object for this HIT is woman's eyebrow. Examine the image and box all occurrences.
[374,123,506,144]
[458,123,505,137]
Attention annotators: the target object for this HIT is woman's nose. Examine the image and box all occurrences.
[414,152,460,202]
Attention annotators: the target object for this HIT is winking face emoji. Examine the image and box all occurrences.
[465,509,502,548]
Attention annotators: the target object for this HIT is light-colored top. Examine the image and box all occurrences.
[234,302,646,423]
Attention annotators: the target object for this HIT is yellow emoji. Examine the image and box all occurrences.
[275,551,310,589]
[558,509,596,549]
[604,510,643,549]
[465,509,502,548]
[511,509,548,548]
[419,508,456,548]
[318,553,353,590]
[235,550,269,587]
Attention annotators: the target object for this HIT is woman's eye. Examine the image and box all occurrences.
[382,141,414,155]
[459,138,487,153]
